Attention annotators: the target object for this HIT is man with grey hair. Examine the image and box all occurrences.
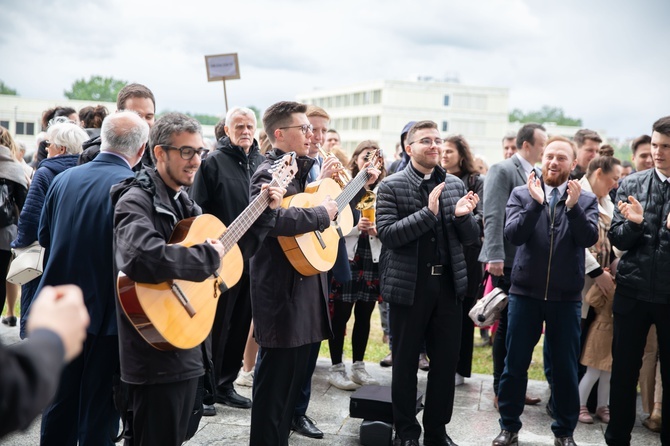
[502,133,517,160]
[190,106,262,411]
[37,111,148,446]
[112,112,284,444]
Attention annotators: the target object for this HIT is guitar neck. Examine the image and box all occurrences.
[219,180,275,251]
[335,169,369,213]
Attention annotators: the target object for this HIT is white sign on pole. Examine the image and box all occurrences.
[205,53,240,81]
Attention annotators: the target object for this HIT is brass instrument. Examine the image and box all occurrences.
[317,144,351,189]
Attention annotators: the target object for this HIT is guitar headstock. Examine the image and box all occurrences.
[365,148,384,171]
[269,152,298,187]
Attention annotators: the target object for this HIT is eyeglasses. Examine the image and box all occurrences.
[408,138,444,147]
[161,145,209,160]
[278,124,313,135]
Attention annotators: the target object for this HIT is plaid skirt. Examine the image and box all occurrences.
[330,234,381,304]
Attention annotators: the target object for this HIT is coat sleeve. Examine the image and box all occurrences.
[504,187,544,246]
[480,163,510,262]
[0,330,65,439]
[567,196,600,248]
[14,169,51,248]
[447,178,481,247]
[114,190,221,284]
[376,179,437,250]
[249,166,330,238]
[189,158,212,213]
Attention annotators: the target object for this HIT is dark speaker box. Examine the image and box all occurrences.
[359,420,393,446]
[350,385,423,423]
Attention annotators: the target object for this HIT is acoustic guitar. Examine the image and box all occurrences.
[117,153,298,350]
[278,150,382,276]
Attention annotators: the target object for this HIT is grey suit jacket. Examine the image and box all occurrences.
[478,155,529,266]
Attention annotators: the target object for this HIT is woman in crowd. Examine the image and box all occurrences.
[441,135,484,386]
[78,105,109,138]
[328,140,386,390]
[11,122,89,337]
[0,127,29,327]
[577,155,622,424]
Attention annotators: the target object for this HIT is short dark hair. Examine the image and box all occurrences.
[79,105,109,129]
[587,155,621,178]
[574,129,602,148]
[116,83,155,112]
[444,134,477,175]
[41,106,77,130]
[327,129,339,135]
[598,144,615,157]
[214,118,226,140]
[516,123,546,150]
[148,112,202,164]
[652,116,670,137]
[407,120,438,143]
[621,160,633,169]
[262,101,307,144]
[631,134,651,154]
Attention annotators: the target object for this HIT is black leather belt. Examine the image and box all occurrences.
[430,265,444,275]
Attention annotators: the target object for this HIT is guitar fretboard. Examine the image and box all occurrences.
[335,168,370,213]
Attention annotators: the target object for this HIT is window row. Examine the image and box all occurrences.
[0,120,36,136]
[331,116,381,131]
[309,90,382,109]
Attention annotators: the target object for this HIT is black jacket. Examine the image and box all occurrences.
[249,148,332,348]
[376,166,480,305]
[190,136,264,226]
[111,168,221,385]
[609,169,670,303]
[505,181,599,301]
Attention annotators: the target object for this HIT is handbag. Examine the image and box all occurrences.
[7,241,45,285]
[468,271,508,327]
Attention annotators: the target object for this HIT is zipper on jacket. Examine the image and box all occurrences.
[543,203,557,300]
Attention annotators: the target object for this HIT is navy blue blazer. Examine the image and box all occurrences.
[36,153,135,336]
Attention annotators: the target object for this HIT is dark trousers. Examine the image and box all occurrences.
[40,334,120,446]
[329,299,377,364]
[457,294,475,377]
[125,378,199,446]
[605,294,670,446]
[212,274,252,394]
[251,344,312,446]
[491,271,512,395]
[389,273,462,441]
[498,294,581,437]
[293,342,321,418]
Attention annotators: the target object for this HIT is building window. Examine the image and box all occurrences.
[344,95,351,107]
[353,93,362,106]
[0,120,8,130]
[371,116,379,129]
[342,118,350,130]
[335,95,343,108]
[373,90,381,104]
[361,117,370,130]
[442,121,448,132]
[352,117,360,130]
[443,95,450,106]
[14,121,35,136]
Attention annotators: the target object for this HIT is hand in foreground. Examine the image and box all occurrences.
[261,184,287,210]
[358,217,375,232]
[428,183,445,216]
[618,196,644,224]
[320,195,339,221]
[594,269,615,296]
[488,262,504,277]
[455,191,479,217]
[363,162,381,186]
[317,156,343,181]
[527,171,544,204]
[206,238,226,258]
[565,180,581,209]
[27,285,89,362]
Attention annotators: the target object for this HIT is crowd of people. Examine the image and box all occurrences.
[0,82,668,446]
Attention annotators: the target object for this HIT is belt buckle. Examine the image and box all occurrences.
[431,265,443,275]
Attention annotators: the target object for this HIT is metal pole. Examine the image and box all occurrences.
[223,80,229,113]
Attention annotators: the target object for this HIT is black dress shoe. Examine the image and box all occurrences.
[292,415,323,439]
[424,432,458,446]
[1,316,17,327]
[554,437,577,446]
[215,388,251,409]
[202,403,216,417]
[400,440,419,446]
[492,430,518,446]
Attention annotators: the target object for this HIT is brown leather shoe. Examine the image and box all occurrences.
[491,430,518,446]
[524,395,541,405]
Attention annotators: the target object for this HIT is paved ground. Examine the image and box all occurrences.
[1,323,661,446]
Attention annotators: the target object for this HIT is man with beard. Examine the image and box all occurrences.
[492,137,599,446]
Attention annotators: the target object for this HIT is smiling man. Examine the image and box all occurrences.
[571,129,602,180]
[493,136,599,446]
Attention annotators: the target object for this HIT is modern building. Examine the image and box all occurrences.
[297,78,510,164]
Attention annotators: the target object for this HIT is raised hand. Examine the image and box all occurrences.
[320,195,339,221]
[428,183,446,215]
[455,191,479,217]
[364,163,381,186]
[261,184,287,210]
[565,180,581,209]
[317,156,343,181]
[527,171,544,204]
[618,196,644,224]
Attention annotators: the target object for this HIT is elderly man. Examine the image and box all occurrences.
[37,111,149,446]
[377,120,480,446]
[502,133,517,160]
[492,136,599,446]
[190,106,263,411]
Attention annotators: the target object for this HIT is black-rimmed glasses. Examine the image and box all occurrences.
[161,145,209,160]
[278,124,313,135]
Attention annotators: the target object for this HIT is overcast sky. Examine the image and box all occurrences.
[1,0,668,139]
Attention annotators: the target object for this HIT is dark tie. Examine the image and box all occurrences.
[549,188,560,220]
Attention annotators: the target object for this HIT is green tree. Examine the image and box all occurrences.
[0,80,18,95]
[159,111,221,126]
[64,75,127,102]
[247,106,261,124]
[509,106,582,127]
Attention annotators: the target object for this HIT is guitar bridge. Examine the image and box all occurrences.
[170,281,196,318]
